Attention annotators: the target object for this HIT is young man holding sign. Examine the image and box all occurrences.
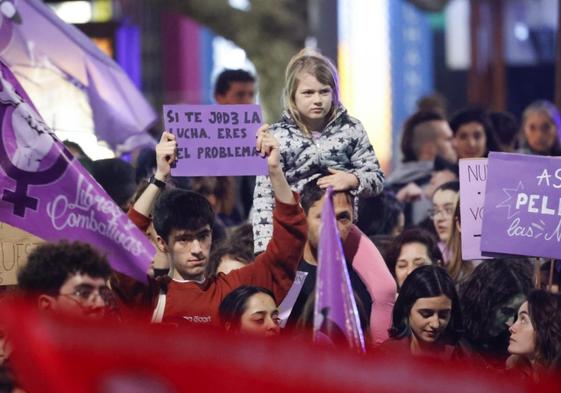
[113,130,307,325]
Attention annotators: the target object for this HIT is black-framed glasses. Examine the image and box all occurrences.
[428,206,455,219]
[59,285,113,306]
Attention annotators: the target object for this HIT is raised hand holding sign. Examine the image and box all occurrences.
[163,104,267,177]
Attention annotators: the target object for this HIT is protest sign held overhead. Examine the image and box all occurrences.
[163,104,268,177]
[0,60,155,283]
[481,152,561,259]
[459,158,490,260]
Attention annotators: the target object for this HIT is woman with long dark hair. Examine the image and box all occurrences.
[459,259,533,369]
[508,290,561,380]
[380,265,462,359]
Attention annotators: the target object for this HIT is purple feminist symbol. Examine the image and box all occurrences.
[0,68,72,217]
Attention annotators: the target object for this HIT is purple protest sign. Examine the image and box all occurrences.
[313,187,365,352]
[0,60,155,283]
[459,158,490,260]
[481,152,561,259]
[163,104,268,177]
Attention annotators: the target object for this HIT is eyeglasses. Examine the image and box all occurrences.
[428,206,455,219]
[59,285,113,306]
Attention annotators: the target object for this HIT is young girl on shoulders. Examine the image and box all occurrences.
[253,48,384,252]
[253,49,393,345]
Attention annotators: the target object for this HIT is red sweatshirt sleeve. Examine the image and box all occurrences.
[222,192,307,303]
[109,208,159,318]
[128,208,151,232]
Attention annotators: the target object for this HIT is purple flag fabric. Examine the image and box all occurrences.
[481,152,561,259]
[313,187,365,352]
[0,60,155,283]
[0,0,156,149]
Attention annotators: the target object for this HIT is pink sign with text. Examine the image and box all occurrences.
[459,159,490,260]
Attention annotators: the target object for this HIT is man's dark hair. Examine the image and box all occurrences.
[18,241,112,297]
[153,189,215,242]
[357,190,404,237]
[219,286,276,331]
[300,177,353,214]
[401,111,445,162]
[489,111,519,149]
[433,180,460,195]
[433,155,459,177]
[214,69,255,97]
[91,158,137,210]
[135,147,156,183]
[389,265,462,343]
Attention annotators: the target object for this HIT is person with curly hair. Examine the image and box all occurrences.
[17,241,113,320]
[459,258,534,369]
[508,290,561,380]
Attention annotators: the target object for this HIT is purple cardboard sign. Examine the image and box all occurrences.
[163,104,268,177]
[0,61,155,283]
[481,152,561,259]
[459,159,490,260]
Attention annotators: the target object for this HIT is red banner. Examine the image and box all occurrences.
[0,300,557,393]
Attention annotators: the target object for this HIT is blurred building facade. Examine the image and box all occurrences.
[46,0,560,170]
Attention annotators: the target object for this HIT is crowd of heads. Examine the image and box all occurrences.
[3,51,561,390]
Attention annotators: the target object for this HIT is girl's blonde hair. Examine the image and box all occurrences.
[282,49,340,136]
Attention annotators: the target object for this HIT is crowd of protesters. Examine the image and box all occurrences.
[2,48,561,391]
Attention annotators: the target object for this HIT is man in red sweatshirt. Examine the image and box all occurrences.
[112,128,307,326]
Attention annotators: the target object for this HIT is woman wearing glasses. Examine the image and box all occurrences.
[429,181,459,266]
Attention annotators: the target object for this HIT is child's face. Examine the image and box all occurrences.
[294,72,333,130]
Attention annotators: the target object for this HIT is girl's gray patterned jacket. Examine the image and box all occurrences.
[252,105,384,253]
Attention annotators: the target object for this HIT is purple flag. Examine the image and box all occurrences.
[313,187,365,352]
[0,0,156,150]
[0,60,155,283]
[481,152,561,259]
